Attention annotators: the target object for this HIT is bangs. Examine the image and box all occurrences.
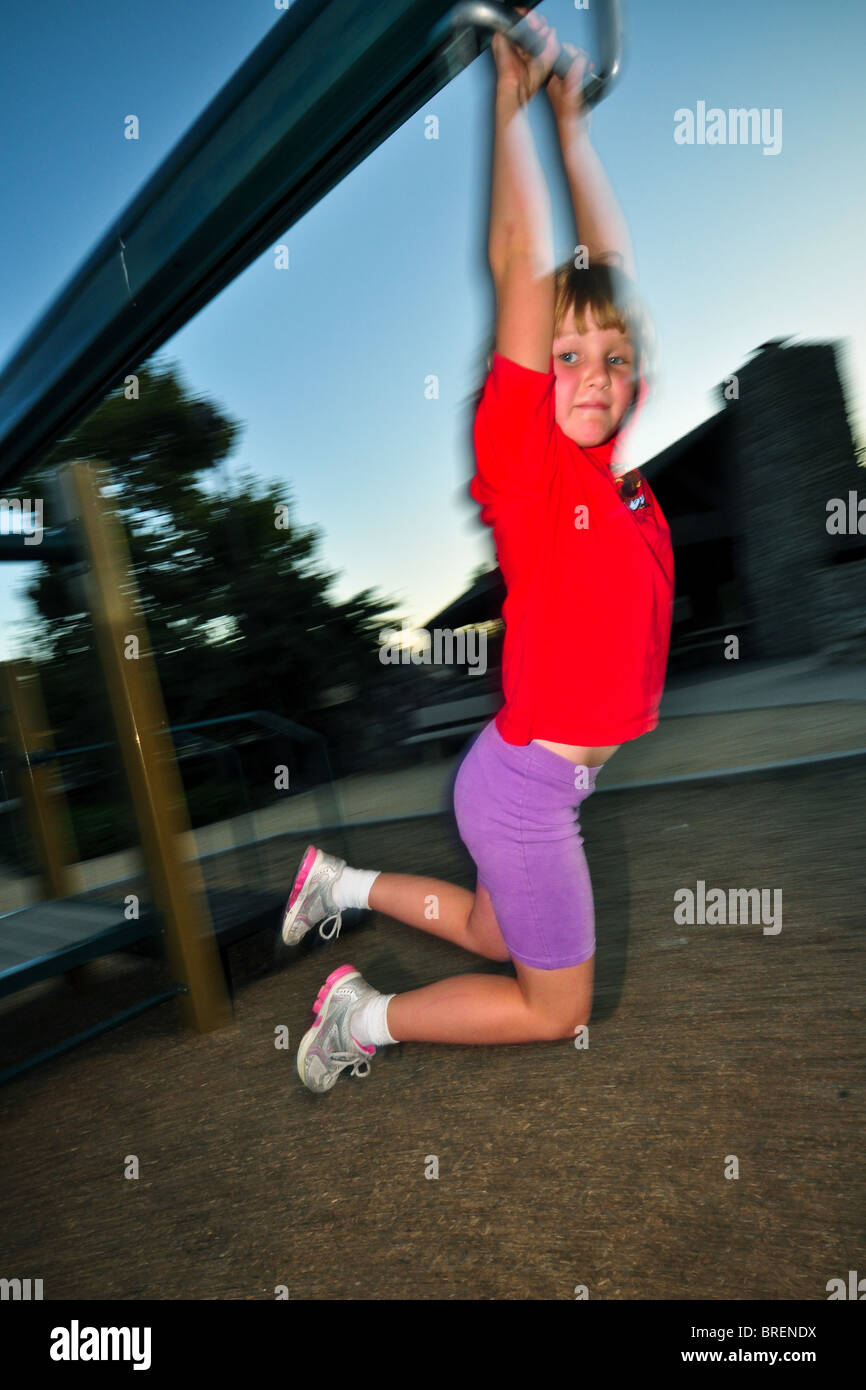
[463,257,657,414]
[552,259,653,371]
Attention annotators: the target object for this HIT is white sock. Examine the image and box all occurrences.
[331,865,380,911]
[350,992,397,1048]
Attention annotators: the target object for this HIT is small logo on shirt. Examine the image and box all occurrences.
[617,470,649,515]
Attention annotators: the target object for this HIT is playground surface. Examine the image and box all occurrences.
[0,755,863,1300]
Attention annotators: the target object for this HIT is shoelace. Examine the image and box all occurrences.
[317,908,343,941]
[328,1050,371,1078]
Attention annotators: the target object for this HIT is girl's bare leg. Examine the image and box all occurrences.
[386,955,595,1045]
[368,874,511,960]
[368,875,594,1042]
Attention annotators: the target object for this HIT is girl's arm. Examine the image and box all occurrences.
[487,14,560,374]
[547,47,637,280]
[490,87,555,374]
[488,77,553,273]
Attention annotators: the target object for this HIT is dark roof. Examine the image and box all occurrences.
[641,411,726,482]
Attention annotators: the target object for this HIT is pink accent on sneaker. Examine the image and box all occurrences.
[323,963,357,990]
[351,1037,376,1054]
[311,963,358,1016]
[288,844,318,908]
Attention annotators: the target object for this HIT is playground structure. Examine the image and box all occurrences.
[0,3,623,1083]
[0,460,351,1084]
[0,0,623,487]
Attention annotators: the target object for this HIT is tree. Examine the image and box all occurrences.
[14,357,406,774]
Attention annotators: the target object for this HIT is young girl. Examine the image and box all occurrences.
[282,9,675,1094]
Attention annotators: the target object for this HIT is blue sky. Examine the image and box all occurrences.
[1,0,865,662]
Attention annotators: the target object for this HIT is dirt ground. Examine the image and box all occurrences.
[1,762,863,1300]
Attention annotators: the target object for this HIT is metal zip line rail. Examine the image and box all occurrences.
[0,0,622,487]
[430,1,622,104]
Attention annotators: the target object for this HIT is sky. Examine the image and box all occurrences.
[1,0,865,662]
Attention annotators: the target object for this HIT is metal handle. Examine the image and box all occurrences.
[430,1,623,108]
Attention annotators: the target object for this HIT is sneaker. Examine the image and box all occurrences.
[281,844,347,946]
[296,964,379,1094]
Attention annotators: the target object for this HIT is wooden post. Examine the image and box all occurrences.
[58,460,231,1034]
[0,658,76,899]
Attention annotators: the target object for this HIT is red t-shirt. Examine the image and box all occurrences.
[470,349,675,746]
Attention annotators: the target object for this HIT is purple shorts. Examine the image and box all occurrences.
[452,717,602,970]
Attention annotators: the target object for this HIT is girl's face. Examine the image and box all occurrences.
[552,306,637,448]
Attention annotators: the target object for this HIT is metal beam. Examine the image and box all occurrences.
[0,0,621,487]
[0,528,79,562]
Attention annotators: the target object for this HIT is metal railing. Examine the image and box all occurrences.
[0,710,348,886]
[430,1,622,104]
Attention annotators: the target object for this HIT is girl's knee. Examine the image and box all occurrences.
[517,973,592,1039]
[534,1006,591,1041]
[515,965,593,1039]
